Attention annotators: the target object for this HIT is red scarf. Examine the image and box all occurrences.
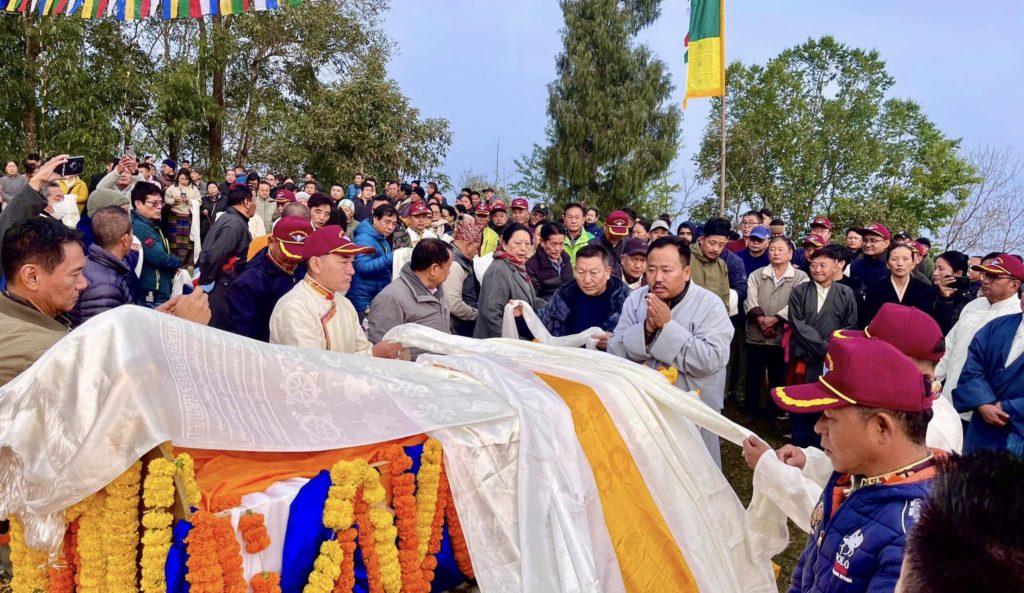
[494,250,530,282]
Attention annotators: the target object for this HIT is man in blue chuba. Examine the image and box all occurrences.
[953,255,1024,454]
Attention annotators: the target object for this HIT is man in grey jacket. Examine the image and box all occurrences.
[367,238,452,353]
[609,236,734,467]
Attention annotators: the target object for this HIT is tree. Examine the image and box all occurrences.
[942,146,1024,254]
[539,0,681,216]
[694,36,977,236]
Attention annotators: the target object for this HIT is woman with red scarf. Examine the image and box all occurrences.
[474,223,544,339]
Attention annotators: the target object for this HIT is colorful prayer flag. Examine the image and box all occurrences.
[4,0,297,19]
[683,0,725,107]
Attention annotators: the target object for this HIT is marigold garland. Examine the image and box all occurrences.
[102,461,142,593]
[141,457,177,593]
[441,472,474,580]
[185,511,225,593]
[415,439,444,562]
[8,516,48,593]
[420,463,450,585]
[47,524,77,593]
[175,452,202,508]
[332,528,358,593]
[209,493,242,513]
[212,514,247,593]
[251,572,282,593]
[75,491,108,593]
[238,512,272,554]
[353,483,384,593]
[302,539,344,593]
[374,446,427,593]
[365,465,401,593]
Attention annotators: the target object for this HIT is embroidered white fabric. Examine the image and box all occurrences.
[500,300,605,348]
[0,306,510,550]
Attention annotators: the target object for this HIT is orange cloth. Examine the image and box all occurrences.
[247,234,271,261]
[176,434,427,511]
[537,373,699,593]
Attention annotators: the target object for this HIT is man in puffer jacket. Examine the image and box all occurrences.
[770,336,941,593]
[71,206,139,325]
[348,204,398,317]
[539,244,630,344]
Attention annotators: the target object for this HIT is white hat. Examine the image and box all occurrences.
[650,220,671,232]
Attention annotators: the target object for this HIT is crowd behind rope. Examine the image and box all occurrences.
[1,153,1023,591]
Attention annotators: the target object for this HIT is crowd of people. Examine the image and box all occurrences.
[1,152,1023,591]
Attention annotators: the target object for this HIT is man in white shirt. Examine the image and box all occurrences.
[269,224,403,358]
[936,254,1022,417]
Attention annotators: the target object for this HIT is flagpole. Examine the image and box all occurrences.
[719,94,726,217]
[718,0,726,218]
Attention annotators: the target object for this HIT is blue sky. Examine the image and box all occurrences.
[383,1,1024,205]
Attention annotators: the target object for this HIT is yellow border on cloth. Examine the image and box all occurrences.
[537,373,699,593]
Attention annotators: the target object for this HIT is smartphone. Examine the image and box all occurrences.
[951,275,971,291]
[124,145,136,159]
[58,156,85,177]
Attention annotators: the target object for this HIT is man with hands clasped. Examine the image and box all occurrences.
[609,236,734,466]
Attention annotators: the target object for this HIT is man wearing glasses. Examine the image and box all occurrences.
[850,222,892,288]
[131,182,182,307]
[938,254,1023,425]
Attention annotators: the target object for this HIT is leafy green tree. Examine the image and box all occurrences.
[540,0,681,216]
[694,36,977,236]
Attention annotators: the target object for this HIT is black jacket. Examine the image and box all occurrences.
[197,207,251,285]
[228,248,302,342]
[861,276,933,329]
[525,251,573,301]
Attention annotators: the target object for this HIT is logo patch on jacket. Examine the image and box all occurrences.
[810,500,824,533]
[144,237,155,248]
[832,529,864,583]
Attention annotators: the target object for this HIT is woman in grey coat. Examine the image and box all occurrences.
[474,223,545,339]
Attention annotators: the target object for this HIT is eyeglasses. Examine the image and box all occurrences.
[862,237,886,245]
[143,200,163,208]
[982,272,1011,283]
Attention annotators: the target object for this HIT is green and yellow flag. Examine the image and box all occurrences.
[683,0,725,107]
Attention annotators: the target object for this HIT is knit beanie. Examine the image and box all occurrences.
[87,188,130,217]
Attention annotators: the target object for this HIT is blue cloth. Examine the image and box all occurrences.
[280,444,466,593]
[348,219,394,314]
[788,473,933,593]
[166,519,194,593]
[953,313,1024,453]
[228,248,302,341]
[539,276,630,337]
[76,215,95,251]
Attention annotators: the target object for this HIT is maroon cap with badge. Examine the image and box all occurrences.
[811,216,833,230]
[408,201,431,217]
[474,203,491,216]
[510,197,529,210]
[772,336,932,413]
[272,216,315,261]
[834,303,945,362]
[972,253,1024,282]
[801,234,828,249]
[861,223,891,241]
[490,200,507,213]
[301,225,375,260]
[273,189,296,203]
[605,210,630,237]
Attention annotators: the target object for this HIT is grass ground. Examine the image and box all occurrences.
[720,400,806,592]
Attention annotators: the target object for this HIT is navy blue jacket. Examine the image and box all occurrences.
[228,247,303,342]
[788,471,933,593]
[850,254,889,290]
[736,248,769,276]
[348,218,393,314]
[71,244,139,326]
[539,276,631,337]
[722,249,749,304]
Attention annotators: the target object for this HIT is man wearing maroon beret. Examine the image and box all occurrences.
[227,216,313,342]
[771,336,940,593]
[269,225,403,358]
[953,254,1024,454]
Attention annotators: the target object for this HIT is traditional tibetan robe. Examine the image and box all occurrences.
[954,313,1024,454]
[269,277,374,355]
[608,282,734,466]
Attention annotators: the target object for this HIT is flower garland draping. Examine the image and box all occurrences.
[142,457,177,593]
[8,516,48,593]
[440,469,474,580]
[303,540,344,593]
[102,460,142,593]
[176,452,202,508]
[46,525,77,593]
[239,512,272,554]
[377,446,427,593]
[420,463,449,586]
[75,491,108,593]
[251,572,283,593]
[213,513,248,593]
[353,480,384,593]
[414,439,443,562]
[185,511,225,593]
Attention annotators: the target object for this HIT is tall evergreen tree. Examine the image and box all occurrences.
[541,0,681,216]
